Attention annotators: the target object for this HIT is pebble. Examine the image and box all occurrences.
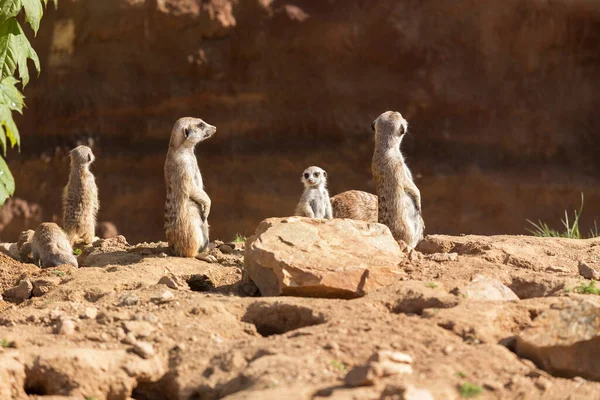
[123,332,137,345]
[345,350,414,387]
[151,290,175,304]
[158,274,188,290]
[218,243,234,254]
[54,318,76,335]
[119,293,139,306]
[578,261,600,280]
[122,320,154,338]
[3,279,33,302]
[132,341,154,359]
[82,307,98,320]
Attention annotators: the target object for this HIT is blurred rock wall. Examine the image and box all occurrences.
[4,0,600,242]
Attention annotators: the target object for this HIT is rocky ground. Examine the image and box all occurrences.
[1,217,600,399]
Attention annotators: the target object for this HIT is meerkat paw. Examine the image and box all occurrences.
[196,254,217,263]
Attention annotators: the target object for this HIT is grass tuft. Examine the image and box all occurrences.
[331,360,346,372]
[233,233,246,243]
[527,193,599,239]
[573,280,600,295]
[458,382,483,398]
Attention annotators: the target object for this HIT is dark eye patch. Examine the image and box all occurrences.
[304,173,309,179]
[313,172,320,177]
[199,122,205,129]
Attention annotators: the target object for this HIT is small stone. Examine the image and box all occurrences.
[123,332,137,345]
[462,274,519,301]
[122,320,154,338]
[158,274,189,290]
[3,279,33,302]
[82,307,98,320]
[381,384,435,400]
[132,341,154,359]
[119,293,139,306]
[442,344,455,355]
[218,243,234,254]
[426,253,458,262]
[368,350,413,364]
[151,290,175,304]
[115,327,126,340]
[578,261,600,280]
[345,350,413,387]
[545,265,569,274]
[54,318,76,335]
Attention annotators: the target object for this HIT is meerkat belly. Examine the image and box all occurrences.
[309,196,326,219]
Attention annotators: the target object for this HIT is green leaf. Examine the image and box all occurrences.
[0,154,14,202]
[0,76,22,149]
[0,17,40,86]
[0,0,44,34]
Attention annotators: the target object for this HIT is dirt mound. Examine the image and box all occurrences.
[1,233,600,398]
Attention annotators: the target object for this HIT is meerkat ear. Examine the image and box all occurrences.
[371,121,375,132]
[184,127,190,138]
[323,171,327,178]
[88,154,92,162]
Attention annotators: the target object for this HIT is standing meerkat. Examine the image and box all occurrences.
[330,190,378,222]
[371,111,424,248]
[164,117,216,258]
[62,145,99,245]
[294,166,333,219]
[31,223,78,268]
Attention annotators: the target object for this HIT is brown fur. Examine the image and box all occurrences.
[31,223,78,268]
[62,145,99,245]
[371,111,424,248]
[331,190,378,222]
[164,117,216,257]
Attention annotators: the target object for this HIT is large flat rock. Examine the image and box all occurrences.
[244,217,403,298]
[515,297,600,381]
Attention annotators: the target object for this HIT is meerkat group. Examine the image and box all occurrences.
[20,109,422,270]
[294,110,424,248]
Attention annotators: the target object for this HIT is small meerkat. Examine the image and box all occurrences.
[331,190,378,222]
[294,166,332,219]
[371,111,424,248]
[31,223,78,268]
[164,117,216,258]
[62,145,99,245]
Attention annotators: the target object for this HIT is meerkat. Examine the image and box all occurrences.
[294,166,333,219]
[330,190,378,222]
[62,145,99,245]
[371,111,424,248]
[31,223,78,268]
[164,117,216,258]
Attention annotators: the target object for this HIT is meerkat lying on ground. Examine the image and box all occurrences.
[31,223,78,268]
[62,145,99,245]
[164,117,217,260]
[295,166,333,219]
[371,111,424,248]
[330,190,378,222]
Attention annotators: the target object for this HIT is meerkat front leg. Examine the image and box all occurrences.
[324,195,333,219]
[300,202,315,218]
[190,187,211,221]
[405,184,422,214]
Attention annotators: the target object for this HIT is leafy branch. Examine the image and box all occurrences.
[0,0,56,204]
